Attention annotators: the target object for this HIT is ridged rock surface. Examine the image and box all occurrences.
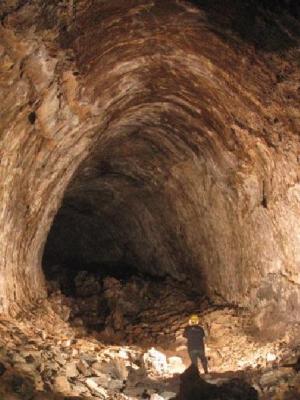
[0,0,300,331]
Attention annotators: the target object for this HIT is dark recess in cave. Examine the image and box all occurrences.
[28,111,36,124]
[188,0,300,51]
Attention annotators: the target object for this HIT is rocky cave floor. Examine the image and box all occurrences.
[1,268,300,399]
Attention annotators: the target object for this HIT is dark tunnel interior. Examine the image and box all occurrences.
[0,0,300,399]
[40,0,300,338]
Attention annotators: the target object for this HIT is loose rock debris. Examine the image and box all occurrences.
[1,271,300,399]
[0,271,300,400]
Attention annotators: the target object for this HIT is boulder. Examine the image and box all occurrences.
[53,375,71,394]
[65,362,79,378]
[143,348,168,374]
[77,360,91,376]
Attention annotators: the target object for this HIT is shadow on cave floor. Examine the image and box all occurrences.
[174,364,259,400]
[187,0,300,52]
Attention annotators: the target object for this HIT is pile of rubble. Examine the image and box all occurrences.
[0,306,181,400]
[46,266,206,345]
[45,267,298,373]
[1,267,300,399]
[1,301,300,400]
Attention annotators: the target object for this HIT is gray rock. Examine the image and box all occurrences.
[54,353,67,366]
[161,391,177,399]
[85,378,108,397]
[110,358,129,380]
[86,374,111,388]
[66,362,79,378]
[123,387,149,397]
[77,360,91,376]
[107,379,124,390]
[52,375,71,394]
[92,358,128,381]
[75,272,101,297]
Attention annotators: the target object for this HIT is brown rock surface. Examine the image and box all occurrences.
[0,0,300,342]
[1,302,300,399]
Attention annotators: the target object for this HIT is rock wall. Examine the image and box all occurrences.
[0,0,102,313]
[0,0,300,324]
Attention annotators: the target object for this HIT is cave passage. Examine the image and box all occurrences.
[41,127,211,291]
[0,0,300,398]
[41,133,210,339]
[33,0,300,341]
[41,83,221,284]
[0,0,298,322]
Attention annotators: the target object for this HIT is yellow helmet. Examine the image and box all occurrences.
[189,314,200,325]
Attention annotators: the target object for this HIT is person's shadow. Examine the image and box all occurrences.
[175,364,258,400]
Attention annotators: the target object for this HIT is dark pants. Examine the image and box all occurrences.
[188,349,208,374]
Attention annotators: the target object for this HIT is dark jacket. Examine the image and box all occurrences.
[183,325,205,352]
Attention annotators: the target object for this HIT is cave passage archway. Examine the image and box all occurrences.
[0,0,299,325]
[41,104,230,297]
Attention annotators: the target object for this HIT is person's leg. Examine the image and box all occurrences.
[188,350,198,367]
[199,352,209,374]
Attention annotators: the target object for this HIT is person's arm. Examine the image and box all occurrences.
[176,327,188,351]
[183,327,188,338]
[201,326,207,347]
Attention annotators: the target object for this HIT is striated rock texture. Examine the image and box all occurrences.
[0,0,300,328]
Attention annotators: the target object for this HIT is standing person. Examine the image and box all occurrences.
[183,314,208,374]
